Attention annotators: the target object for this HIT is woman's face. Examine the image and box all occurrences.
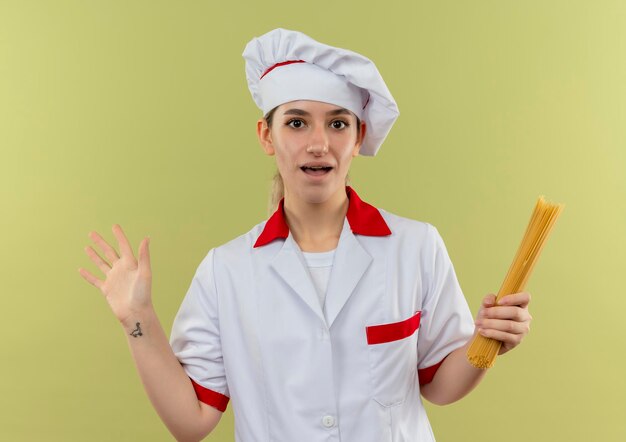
[257,100,366,205]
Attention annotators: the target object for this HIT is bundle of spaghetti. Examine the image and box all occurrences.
[466,196,564,369]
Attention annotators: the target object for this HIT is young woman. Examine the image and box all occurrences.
[79,28,532,442]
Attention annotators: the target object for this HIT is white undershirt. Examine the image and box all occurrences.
[301,248,336,311]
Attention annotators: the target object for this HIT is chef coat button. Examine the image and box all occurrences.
[321,415,335,428]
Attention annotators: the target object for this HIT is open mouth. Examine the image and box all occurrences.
[300,166,333,176]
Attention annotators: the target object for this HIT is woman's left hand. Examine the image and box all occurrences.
[474,292,532,355]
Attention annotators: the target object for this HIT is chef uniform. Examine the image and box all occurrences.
[169,28,475,442]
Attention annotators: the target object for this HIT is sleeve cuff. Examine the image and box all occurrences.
[418,356,447,386]
[190,377,230,412]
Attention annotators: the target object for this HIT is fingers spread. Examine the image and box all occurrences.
[84,245,111,274]
[89,231,120,264]
[78,267,103,290]
[112,224,135,260]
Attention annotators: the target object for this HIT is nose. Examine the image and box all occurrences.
[306,124,329,156]
[307,144,329,155]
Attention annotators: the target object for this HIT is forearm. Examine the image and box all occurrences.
[122,307,220,442]
[421,291,533,405]
[419,332,487,406]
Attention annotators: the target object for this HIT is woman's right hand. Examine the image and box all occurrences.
[78,224,152,327]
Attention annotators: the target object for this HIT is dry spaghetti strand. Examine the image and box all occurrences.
[466,196,564,369]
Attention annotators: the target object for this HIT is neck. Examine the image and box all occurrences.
[283,186,348,252]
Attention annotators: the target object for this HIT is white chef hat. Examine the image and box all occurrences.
[242,28,399,156]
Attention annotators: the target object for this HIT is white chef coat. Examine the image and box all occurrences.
[169,186,475,442]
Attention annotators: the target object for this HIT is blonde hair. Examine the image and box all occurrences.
[268,170,285,215]
[263,105,359,216]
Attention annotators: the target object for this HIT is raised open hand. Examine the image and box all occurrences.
[78,224,152,326]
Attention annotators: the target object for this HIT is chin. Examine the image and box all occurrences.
[299,183,342,204]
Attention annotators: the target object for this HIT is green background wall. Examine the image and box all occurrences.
[1,1,624,440]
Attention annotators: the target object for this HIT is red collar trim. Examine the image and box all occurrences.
[253,186,391,248]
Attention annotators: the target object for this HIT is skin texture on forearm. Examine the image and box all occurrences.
[79,225,223,440]
[419,334,487,406]
[122,307,222,442]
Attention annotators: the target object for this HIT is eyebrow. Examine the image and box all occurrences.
[282,108,352,117]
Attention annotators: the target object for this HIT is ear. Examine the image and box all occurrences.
[257,118,275,156]
[351,121,367,157]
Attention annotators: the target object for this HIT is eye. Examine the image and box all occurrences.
[331,120,349,130]
[286,118,305,129]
